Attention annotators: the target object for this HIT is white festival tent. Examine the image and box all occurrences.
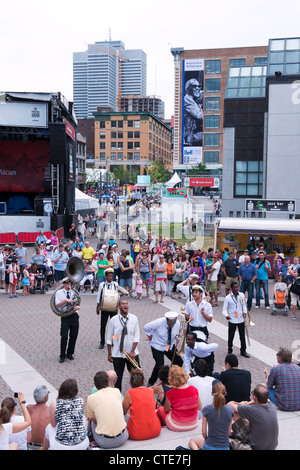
[165,172,182,188]
[75,188,100,212]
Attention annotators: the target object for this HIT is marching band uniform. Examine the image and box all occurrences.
[185,286,213,338]
[96,268,120,349]
[144,312,183,386]
[184,339,219,376]
[222,286,250,357]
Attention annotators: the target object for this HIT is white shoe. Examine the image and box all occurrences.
[266,306,270,310]
[255,306,259,309]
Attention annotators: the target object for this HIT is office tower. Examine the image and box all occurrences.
[73,41,147,119]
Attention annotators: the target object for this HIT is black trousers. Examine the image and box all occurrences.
[228,321,247,354]
[112,355,140,391]
[100,310,117,345]
[60,312,79,359]
[148,346,183,386]
[191,352,215,376]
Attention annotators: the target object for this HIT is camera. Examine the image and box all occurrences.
[14,392,18,398]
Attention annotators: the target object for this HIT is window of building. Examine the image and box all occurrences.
[127,142,133,149]
[205,60,221,74]
[111,131,116,139]
[204,115,220,129]
[128,120,133,127]
[134,152,140,160]
[100,142,105,150]
[205,78,221,92]
[128,131,133,139]
[235,160,263,197]
[204,151,219,164]
[111,152,116,160]
[111,142,116,150]
[100,131,105,139]
[134,120,140,128]
[111,120,117,128]
[254,57,267,65]
[100,153,105,160]
[118,132,123,139]
[118,142,123,150]
[134,141,140,149]
[205,97,220,111]
[134,131,140,138]
[100,121,105,128]
[230,58,245,67]
[118,121,123,128]
[204,133,219,147]
[118,152,123,160]
[128,152,133,160]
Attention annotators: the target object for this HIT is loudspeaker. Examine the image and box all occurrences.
[34,197,44,216]
[49,123,66,164]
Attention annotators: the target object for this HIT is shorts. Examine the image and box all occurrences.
[225,276,239,289]
[119,278,132,288]
[54,270,65,281]
[155,279,166,292]
[140,272,150,281]
[206,280,217,292]
[202,441,230,451]
[290,291,299,306]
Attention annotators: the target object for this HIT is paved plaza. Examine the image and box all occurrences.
[1,236,300,450]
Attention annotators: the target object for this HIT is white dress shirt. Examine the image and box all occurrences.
[106,313,140,358]
[222,292,247,324]
[55,288,76,311]
[143,317,180,351]
[184,341,219,374]
[185,299,213,328]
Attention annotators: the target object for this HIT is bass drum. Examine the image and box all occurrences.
[100,287,119,312]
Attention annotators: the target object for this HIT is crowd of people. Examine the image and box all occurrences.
[1,210,300,451]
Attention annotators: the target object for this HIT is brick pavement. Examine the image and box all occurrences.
[1,235,300,449]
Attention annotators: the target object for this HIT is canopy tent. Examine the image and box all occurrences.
[75,188,100,212]
[215,217,300,235]
[165,172,182,188]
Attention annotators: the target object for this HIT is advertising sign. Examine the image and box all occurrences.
[245,199,296,213]
[0,102,47,127]
[188,177,219,188]
[161,187,192,198]
[182,59,204,165]
[137,175,151,186]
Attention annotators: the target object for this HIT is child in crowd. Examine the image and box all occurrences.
[8,257,20,298]
[135,273,143,299]
[21,263,30,296]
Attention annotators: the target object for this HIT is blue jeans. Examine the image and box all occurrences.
[255,279,269,307]
[240,280,254,310]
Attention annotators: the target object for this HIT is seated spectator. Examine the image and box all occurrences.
[227,384,279,450]
[86,371,128,449]
[218,354,251,403]
[187,359,215,418]
[0,392,31,450]
[122,369,161,440]
[152,365,172,407]
[27,385,50,450]
[156,365,201,431]
[189,381,233,450]
[43,379,89,450]
[264,347,300,411]
[1,396,31,450]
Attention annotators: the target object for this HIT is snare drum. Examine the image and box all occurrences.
[100,287,119,312]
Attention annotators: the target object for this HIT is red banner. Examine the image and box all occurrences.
[189,177,215,187]
[0,141,51,193]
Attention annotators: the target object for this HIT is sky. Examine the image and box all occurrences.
[1,0,300,118]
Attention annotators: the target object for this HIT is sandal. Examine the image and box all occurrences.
[153,300,158,303]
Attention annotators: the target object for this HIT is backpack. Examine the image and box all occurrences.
[290,278,300,296]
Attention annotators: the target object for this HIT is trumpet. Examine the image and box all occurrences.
[123,349,142,371]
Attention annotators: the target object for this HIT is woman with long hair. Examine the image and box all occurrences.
[189,381,233,450]
[0,392,31,450]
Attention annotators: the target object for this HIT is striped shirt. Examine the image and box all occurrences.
[267,363,300,411]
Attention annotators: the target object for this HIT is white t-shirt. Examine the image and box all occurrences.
[0,422,13,450]
[9,416,31,450]
[187,375,215,418]
[210,261,221,281]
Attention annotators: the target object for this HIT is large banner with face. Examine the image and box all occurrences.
[182,58,204,165]
[0,141,51,193]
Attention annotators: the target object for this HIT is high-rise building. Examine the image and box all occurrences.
[120,95,165,120]
[73,41,147,119]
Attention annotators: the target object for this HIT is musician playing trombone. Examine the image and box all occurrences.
[106,298,141,392]
[222,281,250,358]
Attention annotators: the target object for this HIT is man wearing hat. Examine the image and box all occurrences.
[177,274,202,303]
[55,278,80,363]
[144,312,183,386]
[185,285,213,339]
[96,268,121,350]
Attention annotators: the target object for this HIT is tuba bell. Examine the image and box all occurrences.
[50,257,85,318]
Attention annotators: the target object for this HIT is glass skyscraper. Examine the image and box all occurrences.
[73,41,147,119]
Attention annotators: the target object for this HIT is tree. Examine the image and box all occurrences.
[150,158,170,183]
[189,163,208,175]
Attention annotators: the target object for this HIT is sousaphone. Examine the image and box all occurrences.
[50,257,85,317]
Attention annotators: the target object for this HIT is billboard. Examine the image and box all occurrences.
[0,102,47,127]
[182,58,204,165]
[0,141,51,193]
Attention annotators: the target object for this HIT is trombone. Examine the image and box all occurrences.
[123,349,142,371]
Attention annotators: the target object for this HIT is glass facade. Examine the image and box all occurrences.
[225,66,267,98]
[268,38,300,76]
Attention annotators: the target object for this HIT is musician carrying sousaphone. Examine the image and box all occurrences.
[96,267,128,350]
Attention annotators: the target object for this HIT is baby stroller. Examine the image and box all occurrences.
[271,281,289,316]
[34,265,48,294]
